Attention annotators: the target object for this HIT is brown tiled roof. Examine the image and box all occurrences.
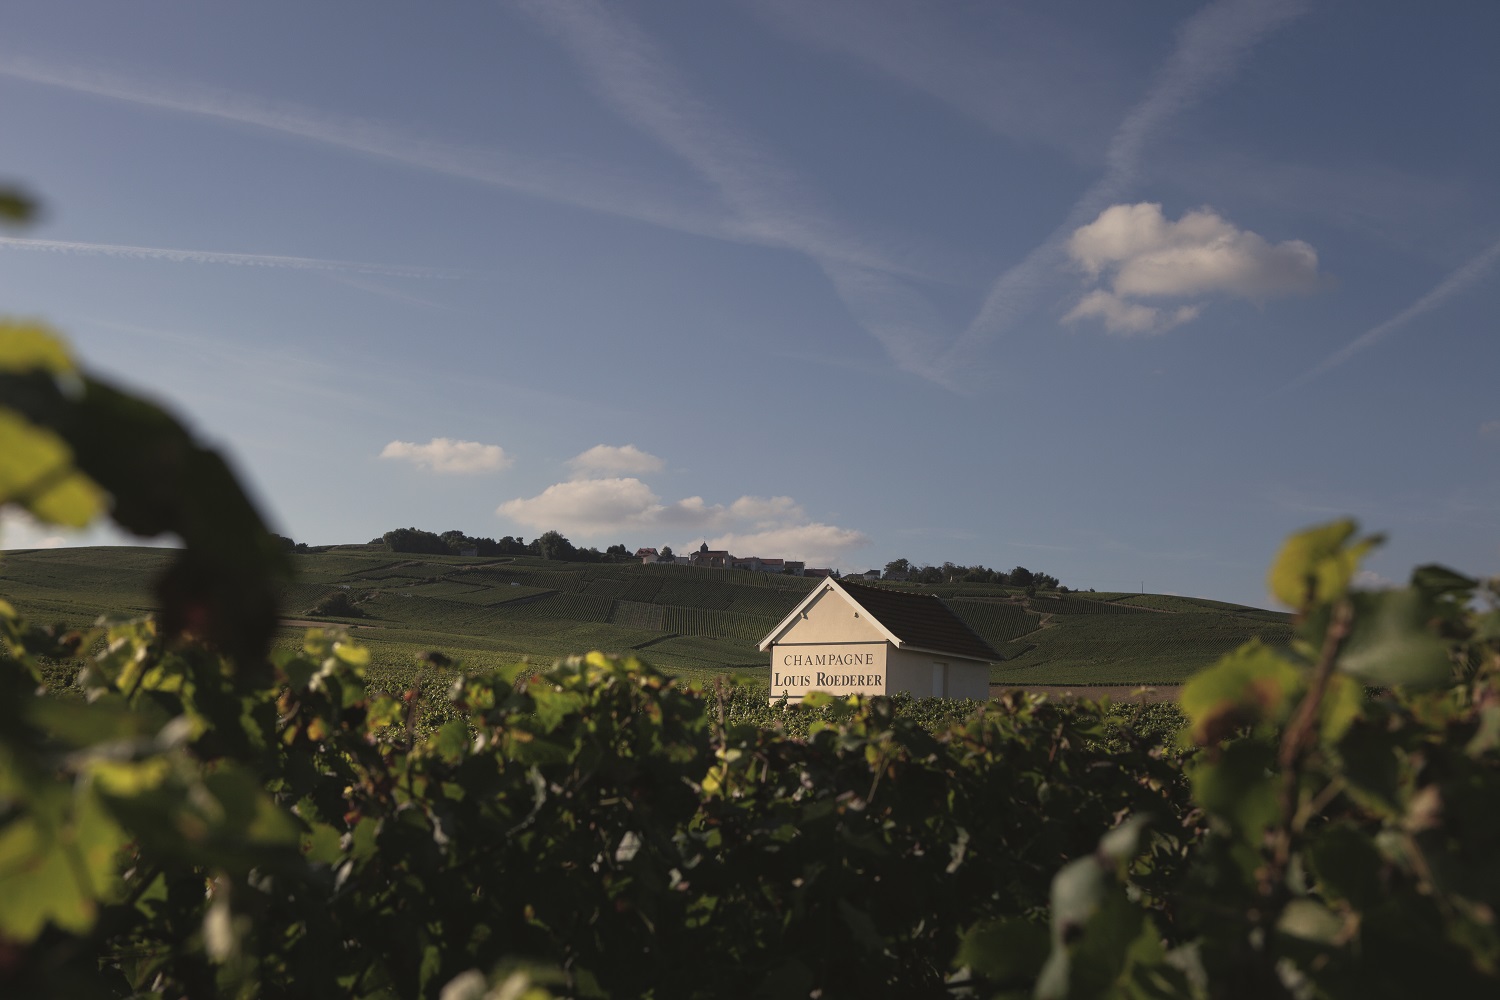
[836,579,999,662]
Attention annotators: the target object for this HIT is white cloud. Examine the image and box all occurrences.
[1069,203,1321,298]
[497,471,867,564]
[937,0,1310,378]
[498,478,744,535]
[380,438,512,474]
[1,511,66,548]
[707,524,869,567]
[499,477,664,534]
[567,444,664,478]
[0,508,173,551]
[1062,203,1320,334]
[729,495,804,526]
[1062,290,1199,337]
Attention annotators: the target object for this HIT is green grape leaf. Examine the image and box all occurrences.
[1268,519,1381,611]
[1319,673,1365,744]
[1276,899,1345,944]
[953,915,1049,983]
[0,367,290,662]
[0,321,74,373]
[0,785,128,941]
[1179,640,1303,746]
[1307,825,1387,911]
[0,410,105,527]
[1035,817,1164,1000]
[1189,739,1281,841]
[1339,589,1452,688]
[0,188,37,224]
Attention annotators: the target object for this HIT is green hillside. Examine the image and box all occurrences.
[0,545,1292,687]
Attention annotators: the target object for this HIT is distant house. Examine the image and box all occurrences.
[651,546,804,574]
[803,568,833,579]
[861,570,882,581]
[731,555,787,573]
[758,578,997,703]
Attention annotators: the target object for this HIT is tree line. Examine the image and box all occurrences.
[883,557,1065,591]
[377,526,635,563]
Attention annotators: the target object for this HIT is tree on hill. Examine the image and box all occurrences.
[531,530,576,561]
[382,527,449,554]
[659,545,673,560]
[1009,566,1035,588]
[272,533,308,553]
[308,589,362,618]
[884,558,910,576]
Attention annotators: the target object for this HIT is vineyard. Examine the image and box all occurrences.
[0,543,1296,685]
[5,326,1499,996]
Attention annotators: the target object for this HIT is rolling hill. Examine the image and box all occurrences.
[0,545,1293,689]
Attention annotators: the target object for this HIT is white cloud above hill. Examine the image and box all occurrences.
[706,525,869,566]
[1063,202,1321,335]
[380,438,512,474]
[497,466,868,564]
[567,443,665,478]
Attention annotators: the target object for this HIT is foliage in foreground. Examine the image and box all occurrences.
[3,325,1500,998]
[0,621,1189,998]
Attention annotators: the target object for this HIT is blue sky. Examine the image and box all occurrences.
[1,0,1497,608]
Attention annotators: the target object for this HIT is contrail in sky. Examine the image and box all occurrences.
[511,0,959,384]
[1285,235,1500,390]
[0,53,931,277]
[934,0,1311,382]
[0,235,463,278]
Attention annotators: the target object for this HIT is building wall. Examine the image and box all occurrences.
[885,647,990,701]
[776,585,888,644]
[768,641,888,702]
[767,584,992,702]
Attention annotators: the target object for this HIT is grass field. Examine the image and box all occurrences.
[0,545,1292,687]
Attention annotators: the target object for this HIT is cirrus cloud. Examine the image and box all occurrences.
[1064,202,1322,335]
[380,437,512,474]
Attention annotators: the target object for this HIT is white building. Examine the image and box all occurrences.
[757,578,997,703]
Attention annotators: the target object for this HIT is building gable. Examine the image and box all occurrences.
[774,585,890,646]
[758,578,998,663]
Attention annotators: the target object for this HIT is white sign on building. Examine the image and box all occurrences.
[758,578,998,703]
